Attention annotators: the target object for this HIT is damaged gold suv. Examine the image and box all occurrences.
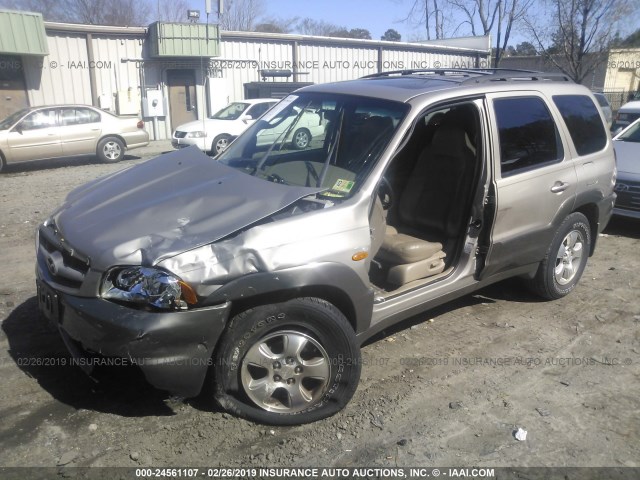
[36,69,616,425]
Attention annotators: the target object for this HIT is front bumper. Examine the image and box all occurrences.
[36,271,231,397]
[171,137,207,151]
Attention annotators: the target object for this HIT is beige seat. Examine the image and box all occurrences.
[375,123,475,285]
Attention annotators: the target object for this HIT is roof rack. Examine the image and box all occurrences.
[361,68,573,83]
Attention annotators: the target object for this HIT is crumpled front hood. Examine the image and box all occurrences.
[53,147,321,270]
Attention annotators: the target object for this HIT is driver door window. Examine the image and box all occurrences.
[9,108,62,161]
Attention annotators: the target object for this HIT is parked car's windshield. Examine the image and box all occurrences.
[615,119,640,142]
[217,93,409,198]
[210,102,251,120]
[0,109,29,130]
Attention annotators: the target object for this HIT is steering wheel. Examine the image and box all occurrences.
[378,176,394,210]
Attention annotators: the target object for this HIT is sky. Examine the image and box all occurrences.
[186,0,465,43]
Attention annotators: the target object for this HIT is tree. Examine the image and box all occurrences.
[381,28,402,41]
[72,0,151,25]
[448,0,533,66]
[0,0,73,21]
[293,18,371,39]
[348,28,372,40]
[402,0,447,40]
[219,0,264,31]
[515,41,538,55]
[254,16,297,33]
[296,18,340,36]
[0,0,151,25]
[619,28,640,47]
[156,0,191,23]
[526,0,635,83]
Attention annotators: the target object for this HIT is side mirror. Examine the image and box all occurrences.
[240,114,253,123]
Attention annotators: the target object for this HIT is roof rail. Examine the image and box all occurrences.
[462,70,573,84]
[361,68,573,83]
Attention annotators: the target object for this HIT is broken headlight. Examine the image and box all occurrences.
[102,267,197,310]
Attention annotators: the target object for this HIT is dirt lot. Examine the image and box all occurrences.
[1,146,639,471]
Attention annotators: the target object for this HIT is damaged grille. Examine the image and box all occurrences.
[38,222,90,289]
[174,131,187,138]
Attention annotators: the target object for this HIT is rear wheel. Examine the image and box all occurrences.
[214,297,361,425]
[527,212,591,300]
[0,152,5,173]
[97,137,125,163]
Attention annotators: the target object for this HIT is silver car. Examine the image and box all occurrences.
[0,105,149,171]
[35,70,615,425]
[612,117,640,218]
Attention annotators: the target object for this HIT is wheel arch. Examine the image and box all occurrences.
[228,285,358,332]
[201,263,374,336]
[573,203,599,256]
[99,134,127,149]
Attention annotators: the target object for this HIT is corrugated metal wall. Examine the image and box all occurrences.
[25,34,91,105]
[91,36,142,100]
[297,43,379,83]
[218,38,292,101]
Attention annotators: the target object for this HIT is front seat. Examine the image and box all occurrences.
[375,124,475,286]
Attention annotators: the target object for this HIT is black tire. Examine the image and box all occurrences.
[96,137,125,163]
[214,297,361,425]
[212,134,232,155]
[0,152,5,173]
[527,212,591,300]
[291,128,311,149]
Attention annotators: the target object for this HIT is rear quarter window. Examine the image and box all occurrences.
[493,96,563,177]
[553,95,607,156]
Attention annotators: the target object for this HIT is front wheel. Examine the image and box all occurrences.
[214,297,361,425]
[527,212,591,300]
[292,128,311,149]
[212,134,232,155]
[97,137,125,163]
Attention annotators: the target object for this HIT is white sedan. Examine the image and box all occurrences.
[172,99,277,155]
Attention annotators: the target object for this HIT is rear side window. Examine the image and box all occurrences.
[493,97,563,177]
[60,108,101,126]
[553,95,607,156]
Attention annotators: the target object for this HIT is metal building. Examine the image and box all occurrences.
[0,9,490,140]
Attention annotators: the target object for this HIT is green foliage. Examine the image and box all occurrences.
[381,29,402,41]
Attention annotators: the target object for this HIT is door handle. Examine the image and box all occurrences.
[550,181,570,193]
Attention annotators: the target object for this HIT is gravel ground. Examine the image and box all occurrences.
[0,144,639,471]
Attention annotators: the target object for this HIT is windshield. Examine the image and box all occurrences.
[616,120,640,142]
[211,102,251,120]
[0,109,29,130]
[217,93,409,198]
